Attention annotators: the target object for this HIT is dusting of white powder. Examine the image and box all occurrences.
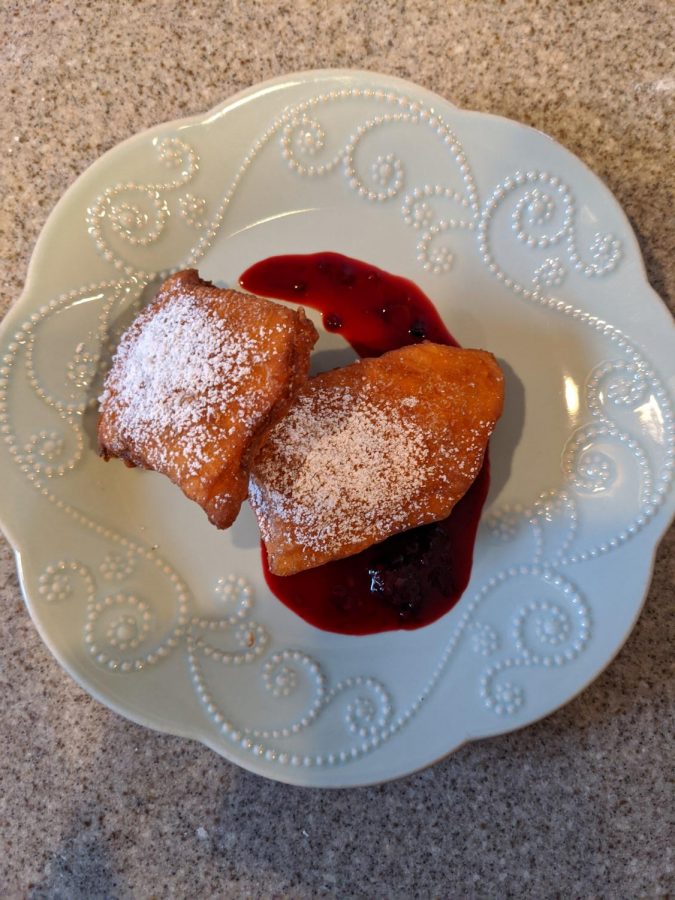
[100,292,279,478]
[251,386,432,551]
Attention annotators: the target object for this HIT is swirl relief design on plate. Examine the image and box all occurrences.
[0,84,673,770]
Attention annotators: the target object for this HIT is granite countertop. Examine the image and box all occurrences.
[1,2,673,896]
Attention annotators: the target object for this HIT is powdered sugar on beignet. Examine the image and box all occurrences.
[250,342,504,575]
[98,269,317,527]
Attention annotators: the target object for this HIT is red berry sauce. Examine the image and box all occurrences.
[240,252,490,635]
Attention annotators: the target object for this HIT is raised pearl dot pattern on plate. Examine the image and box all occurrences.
[0,72,672,785]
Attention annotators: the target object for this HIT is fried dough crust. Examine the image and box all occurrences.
[250,342,504,575]
[98,269,318,527]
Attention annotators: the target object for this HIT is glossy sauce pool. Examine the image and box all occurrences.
[240,252,490,635]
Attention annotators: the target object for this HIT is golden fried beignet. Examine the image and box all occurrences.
[250,342,504,575]
[98,269,318,528]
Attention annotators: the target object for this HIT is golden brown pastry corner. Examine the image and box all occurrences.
[98,269,318,529]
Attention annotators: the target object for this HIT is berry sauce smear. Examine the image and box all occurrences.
[240,252,490,635]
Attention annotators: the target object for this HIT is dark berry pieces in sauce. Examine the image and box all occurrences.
[240,252,489,634]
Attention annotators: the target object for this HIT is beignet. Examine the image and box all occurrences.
[249,342,504,575]
[98,269,318,527]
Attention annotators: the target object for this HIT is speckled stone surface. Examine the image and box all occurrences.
[1,1,673,896]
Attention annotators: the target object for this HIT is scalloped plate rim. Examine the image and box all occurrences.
[1,68,674,787]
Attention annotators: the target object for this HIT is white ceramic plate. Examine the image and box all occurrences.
[1,70,673,787]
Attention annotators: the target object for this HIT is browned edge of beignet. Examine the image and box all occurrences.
[250,342,505,574]
[98,268,318,529]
